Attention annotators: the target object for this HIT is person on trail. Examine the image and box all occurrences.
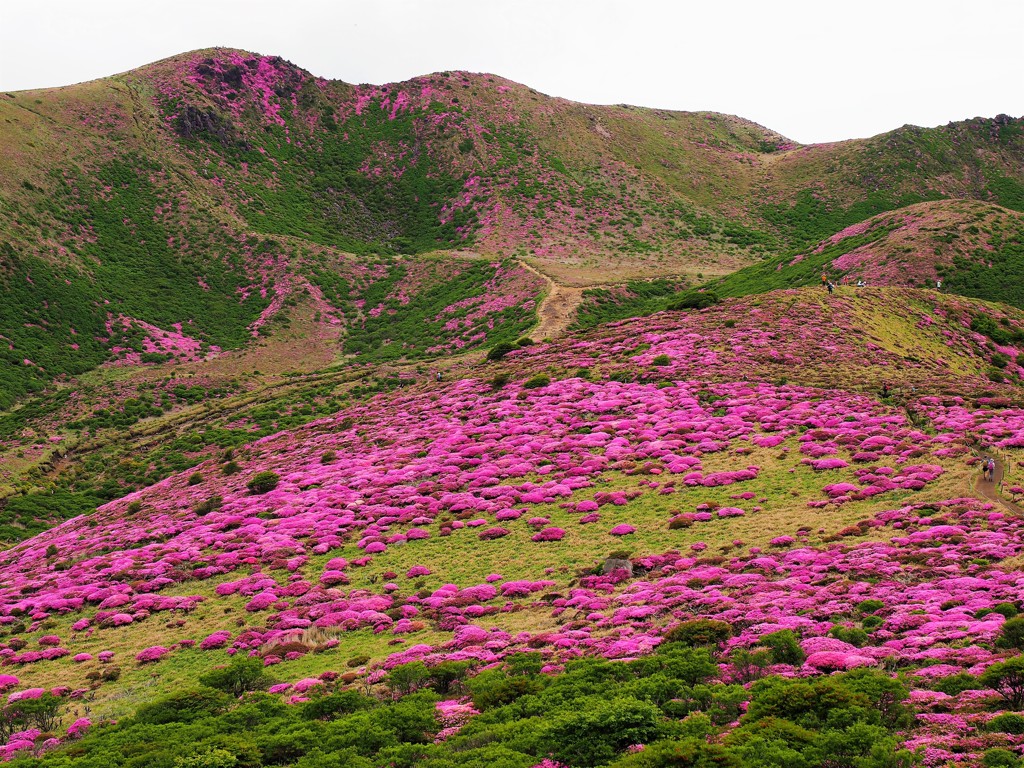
[822,272,828,288]
[881,382,890,398]
[987,457,996,482]
[826,281,834,295]
[436,371,443,382]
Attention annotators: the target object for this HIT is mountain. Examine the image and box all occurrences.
[6,48,1024,766]
[2,48,1024,405]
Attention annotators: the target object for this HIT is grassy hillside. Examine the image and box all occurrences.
[0,289,1022,766]
[711,200,1024,301]
[3,49,1024,403]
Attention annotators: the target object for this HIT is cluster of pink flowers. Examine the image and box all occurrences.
[434,698,480,742]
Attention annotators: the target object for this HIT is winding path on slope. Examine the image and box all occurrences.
[517,260,586,341]
[976,457,1024,515]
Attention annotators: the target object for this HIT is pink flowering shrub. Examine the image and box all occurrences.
[478,527,510,540]
[200,631,232,651]
[135,646,169,664]
[528,527,563,542]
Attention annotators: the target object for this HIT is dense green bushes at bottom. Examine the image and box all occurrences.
[13,645,920,768]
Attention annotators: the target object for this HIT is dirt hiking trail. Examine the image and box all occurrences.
[977,457,1024,515]
[518,260,586,341]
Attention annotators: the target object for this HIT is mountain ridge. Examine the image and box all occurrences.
[1,47,1023,406]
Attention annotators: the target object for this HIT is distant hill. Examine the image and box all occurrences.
[714,200,1024,302]
[2,47,1024,402]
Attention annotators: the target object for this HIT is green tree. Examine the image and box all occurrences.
[981,656,1024,708]
[998,617,1024,650]
[542,696,665,767]
[388,662,430,696]
[757,630,805,666]
[199,656,275,697]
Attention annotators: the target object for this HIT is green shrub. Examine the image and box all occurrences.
[932,672,979,696]
[198,657,274,697]
[134,689,234,724]
[173,749,239,768]
[989,712,1024,735]
[193,495,223,516]
[999,617,1024,650]
[247,471,280,494]
[607,738,738,767]
[523,374,551,389]
[839,667,913,729]
[729,648,772,684]
[972,315,1013,345]
[829,625,869,648]
[515,337,535,347]
[490,373,512,389]
[746,675,865,730]
[487,342,518,361]
[300,690,375,721]
[757,629,805,666]
[321,451,337,464]
[668,290,719,310]
[861,615,883,629]
[993,603,1019,619]
[664,619,732,647]
[222,461,241,476]
[651,354,671,366]
[505,652,545,676]
[187,472,204,485]
[467,668,544,710]
[856,599,885,614]
[982,748,1021,767]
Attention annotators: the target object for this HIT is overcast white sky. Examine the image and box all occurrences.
[2,0,1021,144]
